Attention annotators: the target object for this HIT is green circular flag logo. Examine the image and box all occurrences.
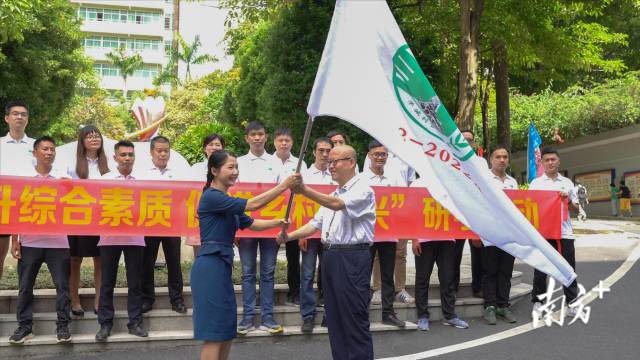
[392,44,474,161]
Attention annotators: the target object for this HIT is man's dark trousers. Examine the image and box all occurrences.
[17,247,70,328]
[415,241,457,320]
[142,236,184,306]
[482,245,514,308]
[286,239,300,299]
[322,246,373,360]
[99,246,144,328]
[532,239,578,304]
[369,242,397,317]
[454,239,483,293]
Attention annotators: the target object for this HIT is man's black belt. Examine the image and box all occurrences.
[323,243,371,250]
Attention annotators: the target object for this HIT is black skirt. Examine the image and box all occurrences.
[68,235,100,257]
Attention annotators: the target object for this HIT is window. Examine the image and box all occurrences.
[164,16,172,30]
[77,7,161,25]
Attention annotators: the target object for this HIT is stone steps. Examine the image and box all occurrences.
[0,271,524,313]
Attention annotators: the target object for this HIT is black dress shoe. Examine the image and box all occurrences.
[321,315,327,327]
[95,325,112,342]
[128,325,148,337]
[141,302,153,314]
[301,318,315,333]
[94,308,98,315]
[172,302,187,314]
[382,314,406,328]
[71,308,84,317]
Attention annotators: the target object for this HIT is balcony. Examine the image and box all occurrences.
[81,20,166,38]
[99,76,156,92]
[84,47,166,66]
[70,0,166,11]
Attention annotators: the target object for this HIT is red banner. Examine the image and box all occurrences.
[0,176,561,239]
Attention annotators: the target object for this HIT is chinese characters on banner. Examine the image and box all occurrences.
[0,176,562,239]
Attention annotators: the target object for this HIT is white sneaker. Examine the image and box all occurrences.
[531,302,543,320]
[566,306,581,318]
[395,289,415,304]
[371,290,382,305]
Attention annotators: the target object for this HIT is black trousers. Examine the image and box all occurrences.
[482,246,515,308]
[17,247,70,327]
[142,236,184,306]
[532,239,579,304]
[415,241,457,320]
[322,247,373,360]
[369,242,397,317]
[454,239,483,293]
[99,246,144,328]
[286,239,300,298]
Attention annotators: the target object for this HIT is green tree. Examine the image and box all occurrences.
[175,33,217,82]
[0,0,89,136]
[174,121,243,165]
[106,46,143,99]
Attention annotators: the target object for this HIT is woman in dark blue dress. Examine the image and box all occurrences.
[191,150,299,360]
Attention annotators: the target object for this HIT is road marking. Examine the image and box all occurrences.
[378,234,640,360]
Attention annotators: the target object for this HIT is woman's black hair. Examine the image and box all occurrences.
[202,133,225,150]
[203,150,235,191]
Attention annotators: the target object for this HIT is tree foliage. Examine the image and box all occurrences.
[0,0,89,136]
[174,121,243,165]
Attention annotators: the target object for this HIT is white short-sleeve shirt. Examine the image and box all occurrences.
[19,166,70,248]
[191,160,208,181]
[66,157,110,179]
[303,164,335,185]
[273,153,307,184]
[529,173,578,239]
[363,152,414,186]
[236,151,279,184]
[361,166,405,243]
[482,173,519,246]
[310,175,376,245]
[0,133,35,176]
[139,165,188,181]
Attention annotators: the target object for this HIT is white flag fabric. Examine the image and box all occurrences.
[307,0,576,286]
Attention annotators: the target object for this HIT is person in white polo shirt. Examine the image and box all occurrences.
[8,136,72,345]
[363,140,405,327]
[95,140,147,341]
[481,145,518,325]
[1,101,35,282]
[529,146,581,318]
[235,121,283,335]
[139,136,187,315]
[272,127,307,306]
[297,137,334,332]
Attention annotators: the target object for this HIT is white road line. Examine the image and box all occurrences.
[378,234,640,360]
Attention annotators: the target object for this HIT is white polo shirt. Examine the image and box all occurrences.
[529,173,578,240]
[67,157,110,179]
[19,166,70,249]
[0,132,35,176]
[363,152,414,186]
[362,166,405,243]
[303,163,335,185]
[273,153,307,184]
[140,165,187,181]
[191,160,208,181]
[236,151,279,183]
[310,175,376,245]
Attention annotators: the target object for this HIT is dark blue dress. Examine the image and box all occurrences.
[191,188,254,341]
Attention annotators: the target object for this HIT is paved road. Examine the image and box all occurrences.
[41,246,639,360]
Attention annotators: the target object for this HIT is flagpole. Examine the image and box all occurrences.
[526,121,531,183]
[281,115,314,233]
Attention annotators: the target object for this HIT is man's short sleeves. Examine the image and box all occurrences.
[199,188,248,215]
[310,206,327,230]
[342,186,376,220]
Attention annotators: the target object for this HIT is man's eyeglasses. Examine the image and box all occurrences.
[371,152,388,159]
[9,112,28,118]
[328,157,353,167]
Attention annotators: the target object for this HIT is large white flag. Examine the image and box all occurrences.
[307,0,576,285]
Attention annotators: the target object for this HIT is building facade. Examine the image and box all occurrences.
[70,0,174,95]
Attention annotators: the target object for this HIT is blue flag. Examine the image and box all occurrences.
[527,122,543,183]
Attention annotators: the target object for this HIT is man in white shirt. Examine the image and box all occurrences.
[235,121,283,334]
[529,147,580,318]
[297,137,334,332]
[1,101,35,281]
[278,145,376,359]
[8,136,72,345]
[363,140,405,327]
[481,145,518,325]
[272,128,307,306]
[139,136,186,315]
[96,140,148,341]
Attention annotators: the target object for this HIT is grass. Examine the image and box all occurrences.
[0,260,290,291]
